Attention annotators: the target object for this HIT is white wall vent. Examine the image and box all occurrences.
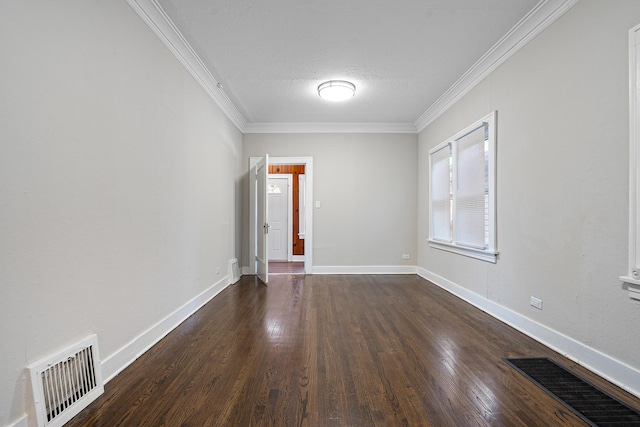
[28,335,104,427]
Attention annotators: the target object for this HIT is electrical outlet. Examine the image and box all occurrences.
[530,296,543,310]
[402,254,410,260]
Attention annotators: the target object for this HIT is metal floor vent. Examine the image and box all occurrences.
[29,335,104,427]
[504,357,640,427]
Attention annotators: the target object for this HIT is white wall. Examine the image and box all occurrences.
[243,133,418,271]
[418,0,640,393]
[0,1,243,426]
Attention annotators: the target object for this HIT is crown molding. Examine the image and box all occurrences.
[414,0,580,133]
[126,0,247,132]
[243,122,418,134]
[127,0,579,136]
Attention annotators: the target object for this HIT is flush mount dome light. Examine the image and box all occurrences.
[318,80,355,102]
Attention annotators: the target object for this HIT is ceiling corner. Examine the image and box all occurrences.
[414,0,581,133]
[126,0,247,132]
[243,122,418,134]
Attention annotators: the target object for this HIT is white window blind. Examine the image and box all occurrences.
[428,111,497,263]
[455,124,488,249]
[431,144,452,242]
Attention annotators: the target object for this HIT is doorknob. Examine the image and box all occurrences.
[263,223,270,233]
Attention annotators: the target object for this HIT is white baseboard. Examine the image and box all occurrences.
[241,265,418,275]
[313,265,418,275]
[242,264,416,275]
[291,255,305,262]
[101,275,231,383]
[5,415,27,427]
[417,267,640,399]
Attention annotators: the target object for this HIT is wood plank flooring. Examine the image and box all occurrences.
[67,274,640,426]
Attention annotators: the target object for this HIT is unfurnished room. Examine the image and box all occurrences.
[3,1,640,426]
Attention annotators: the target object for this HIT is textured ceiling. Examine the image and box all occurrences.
[156,0,540,125]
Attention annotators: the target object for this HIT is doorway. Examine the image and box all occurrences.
[249,156,313,276]
[268,164,306,261]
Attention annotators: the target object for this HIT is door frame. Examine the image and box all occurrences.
[268,174,293,262]
[249,156,313,275]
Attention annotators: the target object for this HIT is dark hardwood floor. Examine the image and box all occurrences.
[67,274,640,426]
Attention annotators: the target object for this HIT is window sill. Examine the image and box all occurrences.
[429,240,498,263]
[619,276,640,300]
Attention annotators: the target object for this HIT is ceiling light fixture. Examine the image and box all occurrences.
[318,80,356,102]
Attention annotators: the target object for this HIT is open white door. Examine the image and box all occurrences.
[256,155,269,284]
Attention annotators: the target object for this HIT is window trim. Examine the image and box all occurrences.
[621,23,640,300]
[428,111,498,263]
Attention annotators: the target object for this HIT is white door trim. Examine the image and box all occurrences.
[249,156,313,275]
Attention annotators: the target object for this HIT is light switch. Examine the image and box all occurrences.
[315,201,321,208]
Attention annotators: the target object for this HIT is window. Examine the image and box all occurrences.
[428,111,497,262]
[621,24,640,300]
